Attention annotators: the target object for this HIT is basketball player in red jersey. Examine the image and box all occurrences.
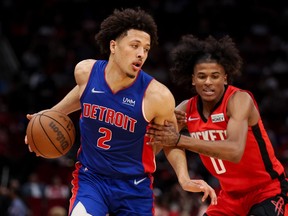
[146,35,288,215]
[24,9,216,216]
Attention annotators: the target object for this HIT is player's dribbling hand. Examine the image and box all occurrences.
[24,111,48,156]
[180,179,217,205]
[25,113,36,153]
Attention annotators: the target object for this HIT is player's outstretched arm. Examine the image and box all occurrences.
[50,85,81,115]
[149,82,217,205]
[25,85,81,153]
[147,91,254,163]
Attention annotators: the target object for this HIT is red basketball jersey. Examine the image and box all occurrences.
[186,85,285,193]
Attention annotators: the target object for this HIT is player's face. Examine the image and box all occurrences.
[110,29,151,79]
[192,62,227,104]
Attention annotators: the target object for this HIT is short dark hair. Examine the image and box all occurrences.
[170,34,243,91]
[95,7,158,58]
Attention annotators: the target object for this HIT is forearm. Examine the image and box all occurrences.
[163,147,190,183]
[177,135,243,163]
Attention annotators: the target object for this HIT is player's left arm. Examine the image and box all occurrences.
[147,81,188,182]
[149,81,217,205]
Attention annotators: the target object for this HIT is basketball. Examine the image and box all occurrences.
[26,110,76,159]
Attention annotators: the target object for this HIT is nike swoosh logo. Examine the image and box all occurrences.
[134,177,147,185]
[188,117,200,121]
[91,88,105,93]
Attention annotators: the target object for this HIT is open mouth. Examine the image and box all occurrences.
[132,62,142,71]
[203,88,214,96]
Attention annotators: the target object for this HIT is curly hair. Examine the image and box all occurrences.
[170,34,243,91]
[95,7,158,59]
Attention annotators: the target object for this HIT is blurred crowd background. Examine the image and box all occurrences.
[0,0,287,215]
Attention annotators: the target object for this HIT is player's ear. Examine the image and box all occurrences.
[192,74,195,86]
[224,74,228,85]
[110,40,116,54]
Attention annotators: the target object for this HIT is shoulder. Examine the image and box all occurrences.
[230,89,254,102]
[146,79,175,103]
[176,99,189,112]
[74,59,97,86]
[227,89,256,116]
[75,59,97,73]
[226,88,260,125]
[144,79,176,122]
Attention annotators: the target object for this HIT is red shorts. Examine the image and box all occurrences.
[205,177,287,216]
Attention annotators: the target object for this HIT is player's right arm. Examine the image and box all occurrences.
[178,91,256,162]
[25,59,96,146]
[49,59,96,115]
[26,59,96,120]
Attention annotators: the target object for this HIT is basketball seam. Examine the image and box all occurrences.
[28,110,75,159]
[40,114,68,156]
[42,110,75,145]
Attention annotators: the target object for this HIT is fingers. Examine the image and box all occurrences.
[174,110,186,116]
[165,121,175,126]
[175,110,186,118]
[24,135,33,152]
[181,180,217,205]
[175,110,187,124]
[146,124,164,136]
[200,184,217,205]
[146,121,179,147]
[210,190,218,205]
[149,121,174,129]
[164,120,169,126]
[146,128,158,137]
[202,185,217,205]
[201,191,209,202]
[27,111,44,120]
[26,113,34,120]
[146,135,162,145]
[148,123,164,131]
[25,113,36,153]
[25,135,28,144]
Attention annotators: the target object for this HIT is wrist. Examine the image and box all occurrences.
[178,175,190,186]
[175,133,181,146]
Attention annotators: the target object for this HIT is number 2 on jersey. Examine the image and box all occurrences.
[97,127,112,149]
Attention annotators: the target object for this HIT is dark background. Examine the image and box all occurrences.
[0,0,287,215]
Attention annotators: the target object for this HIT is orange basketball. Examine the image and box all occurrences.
[26,110,76,159]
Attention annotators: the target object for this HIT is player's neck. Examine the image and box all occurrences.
[105,69,136,92]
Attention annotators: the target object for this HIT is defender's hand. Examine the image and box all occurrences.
[146,121,179,147]
[175,110,187,128]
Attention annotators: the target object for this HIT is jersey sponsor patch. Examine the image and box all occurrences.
[211,113,224,123]
[122,97,136,107]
